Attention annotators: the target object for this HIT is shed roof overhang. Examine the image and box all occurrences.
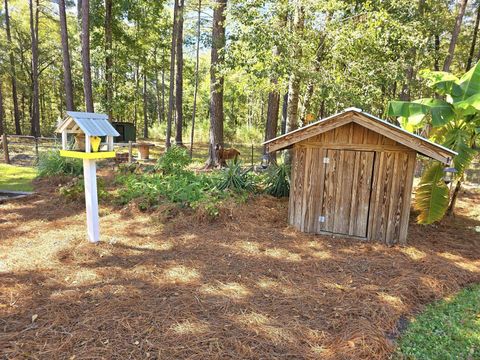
[263,108,457,165]
[56,111,120,137]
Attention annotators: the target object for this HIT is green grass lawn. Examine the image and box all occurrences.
[397,284,480,359]
[0,164,37,191]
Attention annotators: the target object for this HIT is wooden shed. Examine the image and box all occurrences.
[264,108,457,245]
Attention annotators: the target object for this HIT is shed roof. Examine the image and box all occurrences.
[56,111,120,137]
[263,108,457,164]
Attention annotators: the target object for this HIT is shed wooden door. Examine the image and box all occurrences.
[319,149,375,238]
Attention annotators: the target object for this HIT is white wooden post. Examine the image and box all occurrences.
[107,135,114,151]
[85,135,91,153]
[83,159,100,243]
[62,130,68,150]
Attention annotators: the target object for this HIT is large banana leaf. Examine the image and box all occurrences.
[414,163,450,224]
[388,99,454,130]
[455,93,480,116]
[419,69,462,98]
[415,98,454,127]
[388,101,428,132]
[456,61,480,101]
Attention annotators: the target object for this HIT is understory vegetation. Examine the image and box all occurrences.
[396,284,480,359]
[37,150,83,178]
[115,147,289,215]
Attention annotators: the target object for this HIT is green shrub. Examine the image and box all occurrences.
[38,150,83,177]
[264,163,290,197]
[215,161,257,192]
[155,146,191,175]
[59,177,108,201]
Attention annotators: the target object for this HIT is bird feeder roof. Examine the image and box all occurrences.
[56,111,120,137]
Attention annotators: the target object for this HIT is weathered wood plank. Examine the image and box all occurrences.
[333,150,355,234]
[349,151,374,237]
[398,152,417,244]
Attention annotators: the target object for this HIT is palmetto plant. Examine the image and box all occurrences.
[388,62,480,224]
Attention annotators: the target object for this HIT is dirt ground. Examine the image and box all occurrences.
[1,177,479,359]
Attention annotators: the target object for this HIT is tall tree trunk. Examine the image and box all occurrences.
[206,0,227,168]
[443,0,468,72]
[5,0,21,134]
[264,83,280,163]
[467,3,480,70]
[281,92,288,134]
[155,63,162,125]
[143,71,148,138]
[300,16,329,123]
[0,79,4,135]
[105,0,113,120]
[175,0,184,146]
[133,64,139,127]
[446,179,462,216]
[434,34,440,71]
[29,0,40,137]
[81,0,94,112]
[59,0,75,111]
[190,0,202,157]
[286,3,305,134]
[166,0,178,149]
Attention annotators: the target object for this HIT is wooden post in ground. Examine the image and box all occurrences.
[251,144,254,169]
[128,140,133,163]
[2,134,10,164]
[83,158,100,243]
[34,136,39,161]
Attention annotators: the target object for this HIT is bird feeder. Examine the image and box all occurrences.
[56,111,120,243]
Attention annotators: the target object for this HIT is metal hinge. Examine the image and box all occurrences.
[318,216,325,222]
[323,157,329,164]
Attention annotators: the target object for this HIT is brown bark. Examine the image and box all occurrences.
[286,3,305,133]
[81,0,94,112]
[166,0,178,149]
[0,79,4,135]
[467,3,480,70]
[206,0,227,168]
[434,34,440,71]
[143,71,148,138]
[105,0,113,120]
[446,180,462,216]
[175,0,184,146]
[281,92,288,134]
[29,0,40,137]
[5,0,21,134]
[264,84,280,163]
[190,0,202,157]
[443,0,469,72]
[59,0,75,111]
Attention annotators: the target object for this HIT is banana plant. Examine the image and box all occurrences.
[388,62,480,224]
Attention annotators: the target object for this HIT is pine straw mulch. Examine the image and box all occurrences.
[1,177,480,359]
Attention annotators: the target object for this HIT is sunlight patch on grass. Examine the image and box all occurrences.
[200,281,251,300]
[0,164,36,191]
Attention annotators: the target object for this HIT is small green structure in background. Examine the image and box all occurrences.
[0,164,36,192]
[112,122,136,143]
